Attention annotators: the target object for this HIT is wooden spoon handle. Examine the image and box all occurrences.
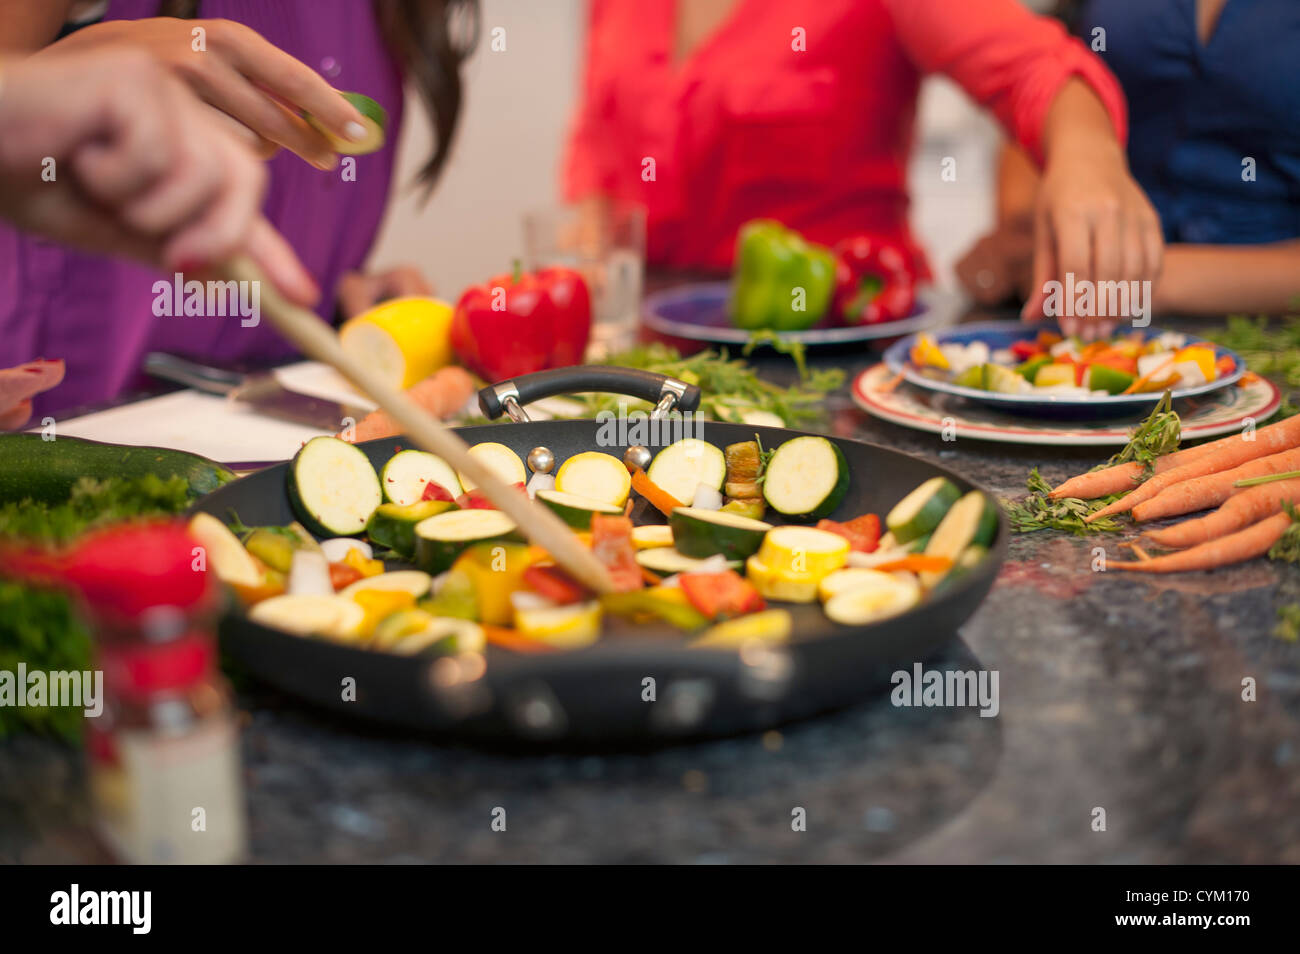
[225,257,615,594]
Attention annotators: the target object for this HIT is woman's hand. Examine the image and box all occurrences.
[337,266,436,318]
[44,17,370,169]
[0,48,318,304]
[1023,81,1164,340]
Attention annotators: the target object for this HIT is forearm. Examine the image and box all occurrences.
[1040,78,1126,167]
[1156,242,1300,316]
[996,142,1040,227]
[0,0,74,52]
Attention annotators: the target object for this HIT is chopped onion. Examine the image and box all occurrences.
[526,472,556,499]
[691,483,724,510]
[510,590,555,612]
[288,550,334,596]
[846,546,911,569]
[319,538,372,563]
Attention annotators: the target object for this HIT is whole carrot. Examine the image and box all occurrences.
[1142,478,1300,549]
[342,365,476,442]
[1087,415,1300,522]
[1131,447,1300,522]
[1050,413,1300,500]
[1108,511,1291,572]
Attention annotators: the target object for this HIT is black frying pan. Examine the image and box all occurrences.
[192,366,1005,744]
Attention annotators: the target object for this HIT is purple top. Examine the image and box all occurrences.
[0,0,404,415]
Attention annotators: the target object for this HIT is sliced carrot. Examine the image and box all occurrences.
[483,625,555,653]
[876,370,906,393]
[870,554,954,574]
[630,466,684,517]
[1108,512,1291,572]
[1131,447,1300,522]
[1142,478,1300,549]
[1088,415,1300,522]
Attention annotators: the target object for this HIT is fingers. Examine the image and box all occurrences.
[1021,206,1056,321]
[187,56,335,168]
[213,20,367,146]
[244,217,320,307]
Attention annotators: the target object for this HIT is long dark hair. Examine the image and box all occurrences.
[156,0,479,191]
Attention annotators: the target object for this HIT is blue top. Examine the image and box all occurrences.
[1079,0,1300,244]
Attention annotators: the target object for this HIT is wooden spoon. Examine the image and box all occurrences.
[225,257,615,594]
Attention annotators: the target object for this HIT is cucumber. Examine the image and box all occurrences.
[669,506,772,560]
[635,547,741,575]
[761,436,849,520]
[304,91,387,155]
[645,438,726,506]
[456,442,526,492]
[919,490,997,588]
[366,499,455,557]
[339,569,433,600]
[0,433,234,503]
[554,451,631,506]
[287,436,383,537]
[380,449,461,506]
[536,489,622,529]
[413,508,520,573]
[886,476,961,544]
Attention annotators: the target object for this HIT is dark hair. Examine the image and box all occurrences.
[156,0,479,192]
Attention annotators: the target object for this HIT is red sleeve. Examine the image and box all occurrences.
[561,0,620,200]
[882,0,1127,165]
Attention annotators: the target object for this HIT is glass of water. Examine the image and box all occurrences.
[523,200,646,359]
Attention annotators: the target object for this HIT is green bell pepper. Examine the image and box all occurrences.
[728,219,837,332]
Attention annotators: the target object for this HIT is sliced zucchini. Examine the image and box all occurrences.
[339,569,433,600]
[631,524,674,549]
[380,449,461,505]
[920,490,997,588]
[305,91,387,155]
[513,600,603,649]
[693,609,793,648]
[456,441,526,492]
[554,451,631,506]
[413,508,520,573]
[188,512,262,587]
[669,506,772,560]
[885,476,961,544]
[536,489,623,530]
[762,436,849,520]
[757,525,850,579]
[645,438,726,505]
[287,436,382,537]
[372,609,483,655]
[817,567,907,603]
[635,547,741,575]
[366,500,455,558]
[822,575,920,626]
[249,594,366,641]
[744,554,819,603]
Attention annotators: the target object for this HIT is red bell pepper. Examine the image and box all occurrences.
[816,513,881,553]
[523,565,588,605]
[450,262,592,381]
[679,570,765,619]
[589,513,643,593]
[420,480,456,502]
[833,236,916,325]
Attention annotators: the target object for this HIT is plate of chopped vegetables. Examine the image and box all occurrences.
[884,322,1246,416]
[189,366,1005,744]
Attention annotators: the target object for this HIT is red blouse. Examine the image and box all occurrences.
[563,0,1127,273]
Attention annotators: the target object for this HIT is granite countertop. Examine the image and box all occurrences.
[3,311,1299,864]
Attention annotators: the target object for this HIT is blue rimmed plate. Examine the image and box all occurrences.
[882,321,1246,418]
[641,281,960,348]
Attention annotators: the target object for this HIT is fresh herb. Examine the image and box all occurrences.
[580,342,843,427]
[1235,469,1300,489]
[0,473,192,545]
[0,580,93,741]
[1203,315,1300,420]
[1096,390,1181,475]
[1274,604,1300,643]
[1267,502,1300,564]
[1002,468,1126,535]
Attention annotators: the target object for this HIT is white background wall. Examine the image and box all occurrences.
[366,0,1001,297]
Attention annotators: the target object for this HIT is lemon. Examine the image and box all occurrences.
[339,296,454,389]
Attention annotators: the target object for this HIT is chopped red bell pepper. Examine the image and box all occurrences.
[832,235,917,326]
[455,482,526,510]
[817,513,881,553]
[449,261,592,381]
[523,565,588,605]
[1216,354,1236,376]
[589,513,643,592]
[1010,340,1042,361]
[420,480,456,502]
[328,561,365,591]
[679,570,765,619]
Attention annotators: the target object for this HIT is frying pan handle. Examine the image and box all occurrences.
[477,366,703,422]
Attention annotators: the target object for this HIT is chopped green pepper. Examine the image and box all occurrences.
[728,219,837,332]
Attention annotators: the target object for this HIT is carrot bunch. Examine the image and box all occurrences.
[1049,414,1300,572]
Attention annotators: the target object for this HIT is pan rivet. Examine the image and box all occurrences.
[623,445,652,472]
[526,446,555,474]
